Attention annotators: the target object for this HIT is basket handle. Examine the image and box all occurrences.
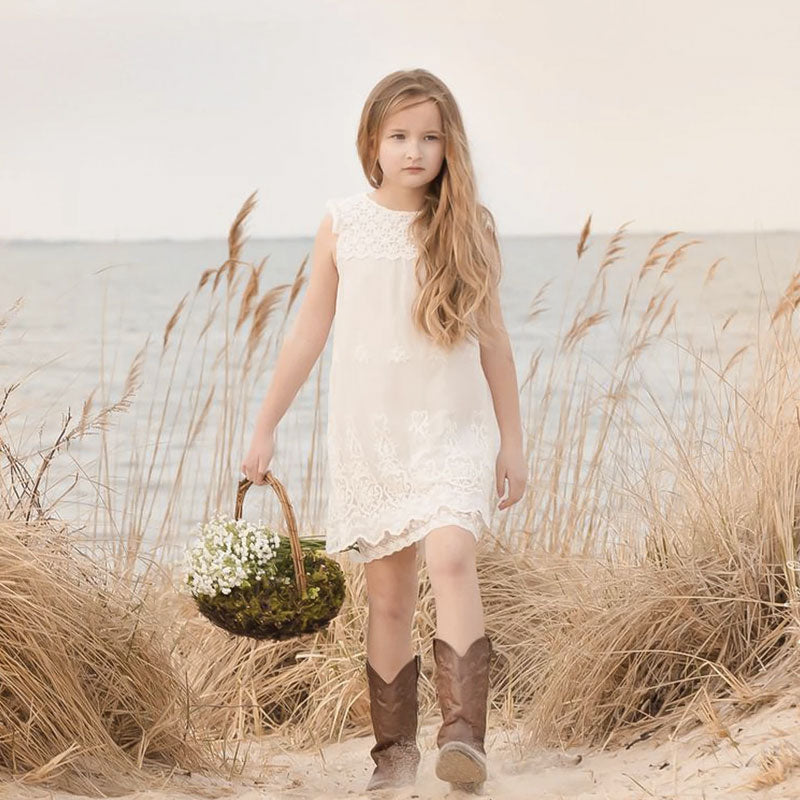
[235,472,308,596]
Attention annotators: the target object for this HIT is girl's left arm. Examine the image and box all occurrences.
[478,298,527,510]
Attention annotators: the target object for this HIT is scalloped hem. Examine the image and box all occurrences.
[324,504,491,563]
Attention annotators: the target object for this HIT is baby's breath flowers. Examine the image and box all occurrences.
[184,506,344,639]
[184,512,288,598]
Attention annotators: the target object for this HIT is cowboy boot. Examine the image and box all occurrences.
[432,634,493,793]
[364,653,422,791]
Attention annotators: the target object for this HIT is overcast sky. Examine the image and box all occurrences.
[1,0,798,240]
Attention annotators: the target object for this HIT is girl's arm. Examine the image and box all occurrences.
[251,212,339,437]
[478,296,527,509]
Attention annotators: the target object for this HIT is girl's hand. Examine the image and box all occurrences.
[495,442,527,510]
[241,428,276,486]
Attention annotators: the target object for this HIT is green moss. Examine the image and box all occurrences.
[193,537,346,640]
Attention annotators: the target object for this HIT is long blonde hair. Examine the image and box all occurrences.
[356,69,504,350]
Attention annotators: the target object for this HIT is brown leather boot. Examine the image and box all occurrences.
[432,634,493,793]
[364,653,422,791]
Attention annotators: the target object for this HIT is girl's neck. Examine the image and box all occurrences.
[369,186,427,212]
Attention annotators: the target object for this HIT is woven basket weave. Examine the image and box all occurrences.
[192,472,346,640]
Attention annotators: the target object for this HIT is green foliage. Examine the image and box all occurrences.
[193,536,346,640]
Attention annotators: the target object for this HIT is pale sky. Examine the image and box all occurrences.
[1,0,798,239]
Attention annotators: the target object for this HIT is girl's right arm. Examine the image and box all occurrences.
[241,211,339,484]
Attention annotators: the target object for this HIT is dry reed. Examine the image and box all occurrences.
[2,195,799,797]
[0,520,218,795]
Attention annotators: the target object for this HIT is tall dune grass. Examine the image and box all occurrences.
[0,519,218,795]
[1,195,799,794]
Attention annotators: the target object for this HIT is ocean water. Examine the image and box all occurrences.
[1,231,799,556]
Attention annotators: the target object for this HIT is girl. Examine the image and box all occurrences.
[242,68,526,793]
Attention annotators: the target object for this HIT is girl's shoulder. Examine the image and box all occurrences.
[324,192,368,235]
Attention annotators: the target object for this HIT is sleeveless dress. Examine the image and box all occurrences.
[320,191,501,563]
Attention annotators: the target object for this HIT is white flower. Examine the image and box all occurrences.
[389,345,411,363]
[183,512,285,598]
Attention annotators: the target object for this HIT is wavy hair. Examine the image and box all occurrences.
[356,69,504,350]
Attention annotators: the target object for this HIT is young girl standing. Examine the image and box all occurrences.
[242,68,526,793]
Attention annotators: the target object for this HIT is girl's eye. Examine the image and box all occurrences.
[390,134,439,140]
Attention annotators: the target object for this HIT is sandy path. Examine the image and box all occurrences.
[8,693,800,799]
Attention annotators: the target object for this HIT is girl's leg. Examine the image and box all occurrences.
[362,541,422,791]
[424,524,492,791]
[363,541,419,682]
[423,525,485,652]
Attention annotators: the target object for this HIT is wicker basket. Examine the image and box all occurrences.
[191,472,346,640]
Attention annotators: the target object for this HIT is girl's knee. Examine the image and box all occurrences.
[364,548,418,623]
[424,526,477,583]
[367,592,415,626]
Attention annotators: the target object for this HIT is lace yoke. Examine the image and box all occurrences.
[326,192,419,262]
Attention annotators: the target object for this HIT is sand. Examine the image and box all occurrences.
[7,692,800,800]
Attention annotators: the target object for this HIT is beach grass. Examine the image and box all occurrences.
[1,195,799,795]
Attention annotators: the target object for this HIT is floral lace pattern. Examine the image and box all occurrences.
[337,506,490,562]
[326,193,419,262]
[331,338,449,370]
[322,407,497,562]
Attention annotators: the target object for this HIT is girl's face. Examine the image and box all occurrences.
[377,99,445,188]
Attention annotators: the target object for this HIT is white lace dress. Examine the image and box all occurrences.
[320,191,500,563]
